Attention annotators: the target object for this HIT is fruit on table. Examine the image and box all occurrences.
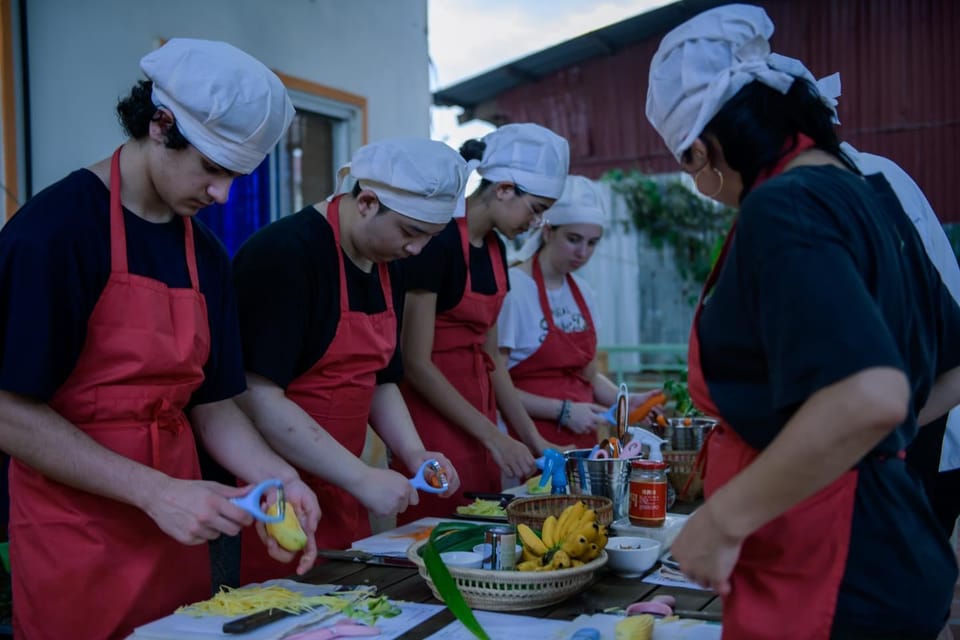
[525,474,551,495]
[516,501,608,571]
[615,614,654,640]
[266,501,308,551]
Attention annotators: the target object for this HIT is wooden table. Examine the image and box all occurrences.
[297,558,721,638]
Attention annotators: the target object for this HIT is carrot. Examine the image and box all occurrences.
[656,414,668,427]
[628,391,667,424]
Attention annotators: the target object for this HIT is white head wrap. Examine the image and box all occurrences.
[514,175,607,263]
[334,138,468,224]
[471,123,570,199]
[645,4,841,161]
[140,38,294,175]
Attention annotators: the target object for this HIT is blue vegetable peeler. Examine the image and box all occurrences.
[230,478,285,523]
[409,459,449,494]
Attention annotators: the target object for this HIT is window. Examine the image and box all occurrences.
[197,74,366,255]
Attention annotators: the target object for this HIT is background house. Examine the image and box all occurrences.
[0,0,432,251]
[434,0,960,378]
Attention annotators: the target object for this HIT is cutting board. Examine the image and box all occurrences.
[350,517,488,557]
[129,580,343,640]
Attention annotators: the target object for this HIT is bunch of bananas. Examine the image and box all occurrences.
[516,501,608,571]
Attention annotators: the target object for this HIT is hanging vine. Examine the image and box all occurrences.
[604,169,736,289]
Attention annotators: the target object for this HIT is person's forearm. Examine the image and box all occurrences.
[917,366,960,426]
[233,378,370,488]
[708,367,908,540]
[0,390,167,509]
[403,357,501,444]
[591,371,620,407]
[368,383,427,469]
[190,398,300,485]
[515,387,565,422]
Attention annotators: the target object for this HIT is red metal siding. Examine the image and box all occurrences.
[491,0,960,222]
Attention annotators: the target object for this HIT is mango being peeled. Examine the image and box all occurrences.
[526,474,551,495]
[265,501,307,552]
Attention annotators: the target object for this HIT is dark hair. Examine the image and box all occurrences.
[116,80,189,149]
[350,180,391,214]
[683,77,852,198]
[458,138,530,197]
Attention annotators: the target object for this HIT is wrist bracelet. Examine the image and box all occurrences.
[557,399,572,429]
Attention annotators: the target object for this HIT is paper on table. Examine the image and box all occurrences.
[641,566,712,592]
[426,611,569,639]
[350,517,491,557]
[560,613,721,640]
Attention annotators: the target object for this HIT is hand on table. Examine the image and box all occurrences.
[669,499,743,595]
[143,477,254,545]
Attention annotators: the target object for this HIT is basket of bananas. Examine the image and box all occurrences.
[406,501,609,611]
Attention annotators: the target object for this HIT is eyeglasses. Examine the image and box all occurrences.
[519,195,545,229]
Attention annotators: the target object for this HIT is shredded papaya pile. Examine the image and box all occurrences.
[176,585,332,617]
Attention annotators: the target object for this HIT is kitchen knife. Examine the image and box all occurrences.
[673,609,723,623]
[223,607,294,634]
[316,549,416,567]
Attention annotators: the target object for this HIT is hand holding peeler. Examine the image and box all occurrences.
[230,478,284,523]
[409,459,449,494]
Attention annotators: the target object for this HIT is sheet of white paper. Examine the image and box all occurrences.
[425,611,569,639]
[641,567,712,591]
[366,601,446,639]
[557,613,722,640]
[350,517,490,557]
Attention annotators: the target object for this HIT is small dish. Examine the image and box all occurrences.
[439,551,484,569]
[605,536,662,577]
[472,542,524,564]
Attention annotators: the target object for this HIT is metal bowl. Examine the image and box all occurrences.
[647,417,717,451]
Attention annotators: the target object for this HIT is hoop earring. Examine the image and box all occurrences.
[694,167,724,199]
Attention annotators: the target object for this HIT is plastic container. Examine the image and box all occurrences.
[628,459,668,527]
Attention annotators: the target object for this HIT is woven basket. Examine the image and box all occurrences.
[406,539,607,611]
[506,495,613,531]
[663,450,703,502]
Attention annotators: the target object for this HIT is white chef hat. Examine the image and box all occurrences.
[335,138,468,224]
[513,175,607,263]
[472,123,570,199]
[645,4,840,161]
[140,38,295,174]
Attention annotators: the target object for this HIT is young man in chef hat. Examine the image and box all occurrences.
[233,138,466,582]
[0,38,320,639]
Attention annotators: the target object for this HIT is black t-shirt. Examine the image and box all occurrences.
[697,165,960,635]
[232,205,404,388]
[0,169,245,405]
[401,218,510,310]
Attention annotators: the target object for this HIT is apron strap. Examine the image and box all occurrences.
[109,147,129,275]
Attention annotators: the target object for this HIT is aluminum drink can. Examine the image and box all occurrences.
[483,525,517,570]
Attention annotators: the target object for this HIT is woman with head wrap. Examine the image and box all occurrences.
[397,123,572,522]
[646,5,960,638]
[498,176,664,450]
[0,39,320,639]
[232,138,465,582]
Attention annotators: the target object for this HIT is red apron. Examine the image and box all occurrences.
[9,147,211,640]
[240,196,396,583]
[687,137,858,639]
[508,253,599,450]
[397,215,506,524]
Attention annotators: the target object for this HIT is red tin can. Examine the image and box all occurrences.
[629,459,667,527]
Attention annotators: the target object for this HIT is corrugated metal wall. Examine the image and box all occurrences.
[492,0,960,222]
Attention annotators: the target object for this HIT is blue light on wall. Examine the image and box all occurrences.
[197,157,272,256]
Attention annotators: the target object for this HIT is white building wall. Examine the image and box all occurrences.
[24,0,430,192]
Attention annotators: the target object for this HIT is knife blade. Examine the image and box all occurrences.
[223,607,295,634]
[673,609,723,623]
[316,549,416,567]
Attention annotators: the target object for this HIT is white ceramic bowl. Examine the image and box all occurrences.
[440,551,484,569]
[605,536,662,577]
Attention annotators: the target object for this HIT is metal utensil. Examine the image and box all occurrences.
[615,383,629,441]
[409,459,449,494]
[315,549,416,568]
[230,478,284,523]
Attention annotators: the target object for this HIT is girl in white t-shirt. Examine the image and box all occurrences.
[498,176,663,450]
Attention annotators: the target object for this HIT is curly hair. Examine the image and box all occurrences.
[116,80,189,149]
